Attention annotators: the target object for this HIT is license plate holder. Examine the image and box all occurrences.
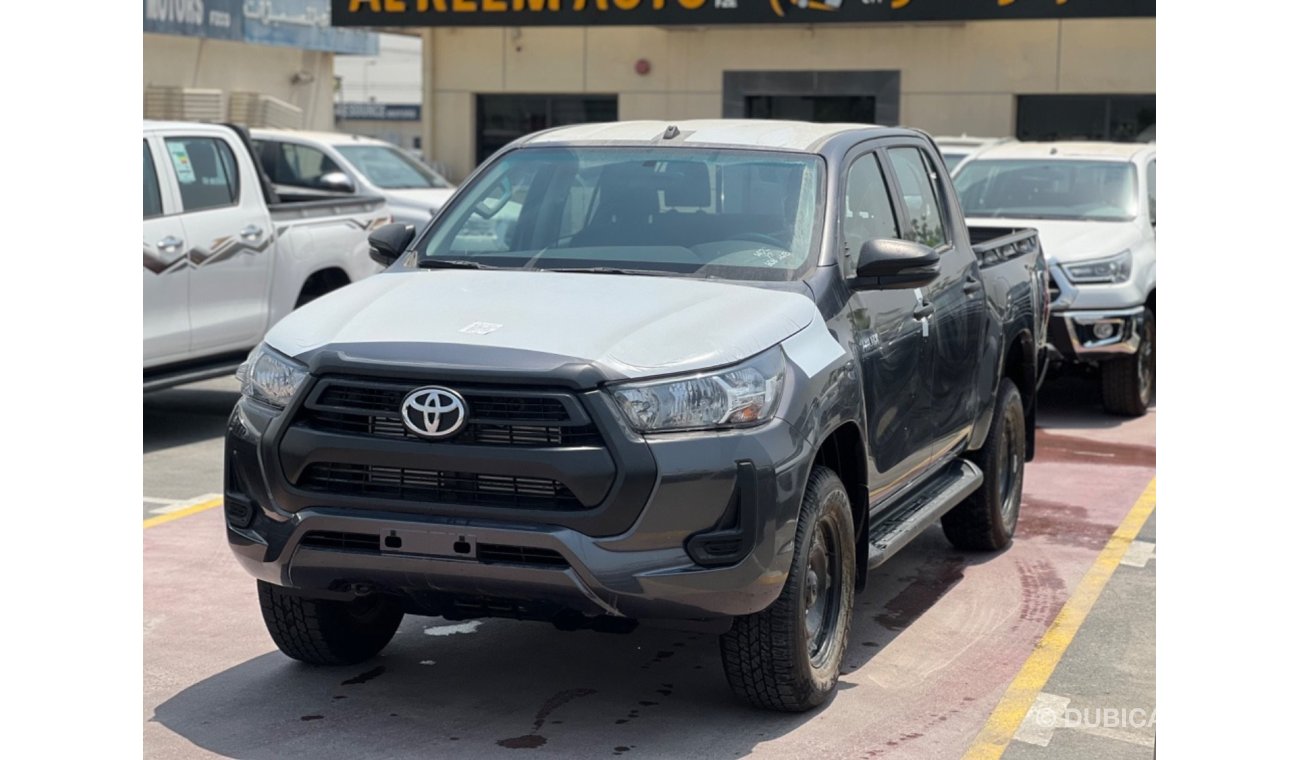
[380,527,476,559]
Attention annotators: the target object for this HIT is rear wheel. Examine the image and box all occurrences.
[1101,308,1155,416]
[258,581,403,666]
[719,466,855,712]
[942,378,1025,552]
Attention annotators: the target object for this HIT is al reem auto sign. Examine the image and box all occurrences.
[331,0,1155,29]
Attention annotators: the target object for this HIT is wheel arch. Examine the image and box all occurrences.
[809,421,869,547]
[295,267,351,308]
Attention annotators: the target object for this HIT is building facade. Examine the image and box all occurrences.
[144,0,377,130]
[334,1,1155,182]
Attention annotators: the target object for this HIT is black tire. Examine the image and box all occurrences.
[258,581,404,666]
[1101,308,1155,417]
[942,378,1025,552]
[719,466,855,712]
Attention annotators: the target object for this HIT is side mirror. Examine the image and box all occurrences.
[318,171,356,194]
[368,223,416,266]
[848,238,941,291]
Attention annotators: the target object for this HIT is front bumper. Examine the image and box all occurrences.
[225,382,815,622]
[1048,305,1146,362]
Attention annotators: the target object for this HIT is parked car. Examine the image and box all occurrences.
[932,135,1012,173]
[144,122,390,391]
[954,141,1156,415]
[249,129,457,228]
[225,120,1047,712]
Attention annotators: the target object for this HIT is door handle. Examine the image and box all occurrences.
[239,224,264,242]
[157,235,184,254]
[963,275,982,295]
[913,301,935,320]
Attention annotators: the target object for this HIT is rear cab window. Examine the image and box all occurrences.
[164,136,240,212]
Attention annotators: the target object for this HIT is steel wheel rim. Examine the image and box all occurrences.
[804,517,843,665]
[999,422,1022,528]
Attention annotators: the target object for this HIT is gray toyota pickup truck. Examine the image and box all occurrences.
[225,120,1048,712]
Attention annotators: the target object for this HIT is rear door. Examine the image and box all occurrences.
[839,147,936,506]
[884,143,986,459]
[159,129,274,355]
[142,135,190,365]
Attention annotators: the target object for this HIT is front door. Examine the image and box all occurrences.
[158,130,274,355]
[143,136,190,365]
[884,144,986,459]
[841,149,935,505]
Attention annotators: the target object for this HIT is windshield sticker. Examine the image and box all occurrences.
[167,143,196,184]
[460,321,503,335]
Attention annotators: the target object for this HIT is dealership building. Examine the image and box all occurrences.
[333,0,1155,182]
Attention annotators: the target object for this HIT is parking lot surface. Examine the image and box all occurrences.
[144,377,1155,759]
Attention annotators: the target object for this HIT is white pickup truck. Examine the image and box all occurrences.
[144,121,391,391]
[954,141,1156,415]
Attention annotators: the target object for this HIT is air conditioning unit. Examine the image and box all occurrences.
[143,87,225,122]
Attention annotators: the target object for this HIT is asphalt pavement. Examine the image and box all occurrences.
[143,375,1156,759]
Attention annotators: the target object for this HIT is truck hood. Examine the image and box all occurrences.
[265,270,818,380]
[969,218,1138,264]
[383,187,456,212]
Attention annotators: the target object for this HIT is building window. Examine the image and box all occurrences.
[1016,95,1156,143]
[476,95,618,166]
[745,95,876,123]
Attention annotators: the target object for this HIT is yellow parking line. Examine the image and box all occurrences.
[962,478,1157,760]
[142,497,223,529]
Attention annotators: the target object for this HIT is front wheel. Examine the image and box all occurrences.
[258,581,404,666]
[719,466,855,712]
[1101,308,1155,416]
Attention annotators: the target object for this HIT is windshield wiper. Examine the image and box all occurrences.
[542,266,676,277]
[418,258,496,270]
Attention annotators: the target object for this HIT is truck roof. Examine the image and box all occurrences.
[248,128,395,147]
[521,119,904,153]
[972,141,1154,162]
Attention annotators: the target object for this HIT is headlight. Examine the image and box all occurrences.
[610,348,786,433]
[1064,250,1132,284]
[235,344,308,409]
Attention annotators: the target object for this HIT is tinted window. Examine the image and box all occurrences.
[261,141,344,189]
[954,159,1138,222]
[888,147,949,247]
[143,140,162,219]
[425,147,825,282]
[165,137,239,212]
[842,153,899,267]
[336,144,451,189]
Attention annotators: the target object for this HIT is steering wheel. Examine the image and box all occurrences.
[731,231,788,248]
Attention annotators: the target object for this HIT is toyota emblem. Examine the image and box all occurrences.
[400,386,469,439]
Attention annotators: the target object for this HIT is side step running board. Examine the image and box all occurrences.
[866,459,984,570]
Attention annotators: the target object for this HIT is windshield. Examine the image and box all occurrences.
[336,144,452,189]
[419,147,825,281]
[954,159,1138,221]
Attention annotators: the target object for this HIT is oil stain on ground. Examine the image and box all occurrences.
[497,687,597,749]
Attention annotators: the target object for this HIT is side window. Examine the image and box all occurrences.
[842,153,899,269]
[887,147,949,248]
[165,137,239,212]
[1146,159,1156,225]
[143,140,162,219]
[269,142,344,189]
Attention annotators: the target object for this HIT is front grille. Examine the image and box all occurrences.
[299,462,584,511]
[297,377,603,448]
